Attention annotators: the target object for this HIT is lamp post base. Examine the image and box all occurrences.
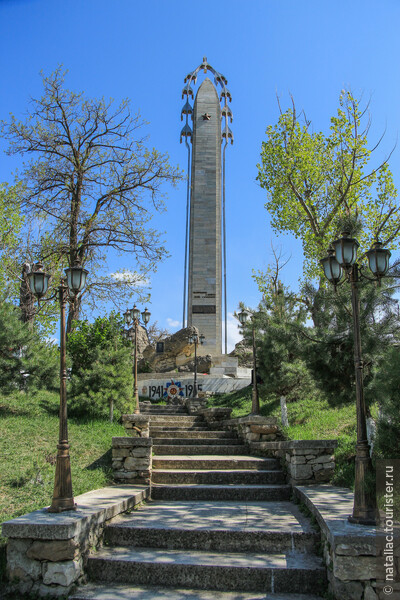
[48,499,77,513]
[350,447,379,526]
[47,447,76,513]
[348,515,378,526]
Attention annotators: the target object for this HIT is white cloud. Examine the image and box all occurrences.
[167,318,181,330]
[110,271,150,287]
[225,312,242,353]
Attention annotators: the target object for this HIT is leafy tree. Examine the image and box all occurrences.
[67,313,133,420]
[257,91,399,280]
[1,68,183,332]
[0,184,24,296]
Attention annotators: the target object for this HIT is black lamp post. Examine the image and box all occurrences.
[188,331,205,397]
[27,260,88,512]
[124,305,151,413]
[237,308,260,415]
[321,233,391,525]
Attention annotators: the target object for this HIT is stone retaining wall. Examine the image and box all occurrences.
[112,437,152,485]
[121,414,150,437]
[250,439,338,485]
[2,486,149,598]
[223,414,284,444]
[293,485,398,600]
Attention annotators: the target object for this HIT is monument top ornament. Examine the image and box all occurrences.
[180,57,233,145]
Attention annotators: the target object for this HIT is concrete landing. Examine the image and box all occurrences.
[70,583,325,600]
[110,500,315,533]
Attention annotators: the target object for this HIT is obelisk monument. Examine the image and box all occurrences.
[180,58,233,356]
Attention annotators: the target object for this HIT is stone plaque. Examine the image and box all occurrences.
[192,305,216,314]
[156,342,165,354]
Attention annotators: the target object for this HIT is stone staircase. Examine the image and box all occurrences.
[70,404,327,600]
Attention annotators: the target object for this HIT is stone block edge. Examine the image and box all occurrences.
[1,485,150,540]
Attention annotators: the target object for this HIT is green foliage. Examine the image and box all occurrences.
[0,298,58,393]
[242,287,311,402]
[301,279,400,405]
[0,389,125,557]
[67,312,127,374]
[69,345,133,419]
[370,346,400,458]
[257,91,399,280]
[0,183,24,295]
[67,313,133,419]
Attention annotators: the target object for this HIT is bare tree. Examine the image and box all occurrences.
[1,68,182,331]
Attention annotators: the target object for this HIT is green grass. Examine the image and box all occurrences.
[0,389,125,585]
[208,384,378,490]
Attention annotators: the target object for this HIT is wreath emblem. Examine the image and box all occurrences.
[163,380,184,400]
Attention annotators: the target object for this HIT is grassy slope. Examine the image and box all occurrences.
[0,390,125,584]
[209,384,378,489]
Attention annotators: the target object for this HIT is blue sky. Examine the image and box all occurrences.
[1,0,399,350]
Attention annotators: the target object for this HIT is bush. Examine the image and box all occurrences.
[67,313,133,420]
[0,298,59,393]
[371,346,400,459]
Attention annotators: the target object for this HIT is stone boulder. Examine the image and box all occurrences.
[139,326,208,373]
[177,355,212,373]
[229,339,253,368]
[126,324,149,359]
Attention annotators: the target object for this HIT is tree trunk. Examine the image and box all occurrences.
[19,263,35,325]
[109,399,114,423]
[66,294,81,335]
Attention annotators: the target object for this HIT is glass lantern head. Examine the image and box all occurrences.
[188,334,194,345]
[366,241,391,277]
[320,247,343,285]
[132,305,141,321]
[141,307,151,325]
[332,232,359,268]
[27,261,51,299]
[65,260,88,295]
[237,308,249,325]
[199,334,205,345]
[124,308,132,326]
[193,332,199,344]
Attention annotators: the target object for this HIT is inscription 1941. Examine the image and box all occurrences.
[192,305,216,314]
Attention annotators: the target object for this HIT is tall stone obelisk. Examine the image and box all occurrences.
[187,78,222,355]
[180,58,233,356]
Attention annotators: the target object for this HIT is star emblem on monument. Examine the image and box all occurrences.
[202,112,211,120]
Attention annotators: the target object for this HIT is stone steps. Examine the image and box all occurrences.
[152,469,286,485]
[88,410,327,598]
[152,437,242,446]
[151,484,292,501]
[152,444,250,455]
[86,546,326,594]
[148,416,204,424]
[150,430,235,439]
[104,500,319,553]
[70,583,325,600]
[152,456,279,470]
[140,407,188,414]
[150,426,210,431]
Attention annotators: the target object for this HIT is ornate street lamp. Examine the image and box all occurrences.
[124,305,151,414]
[188,331,205,397]
[321,232,391,525]
[27,259,89,512]
[237,308,260,415]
